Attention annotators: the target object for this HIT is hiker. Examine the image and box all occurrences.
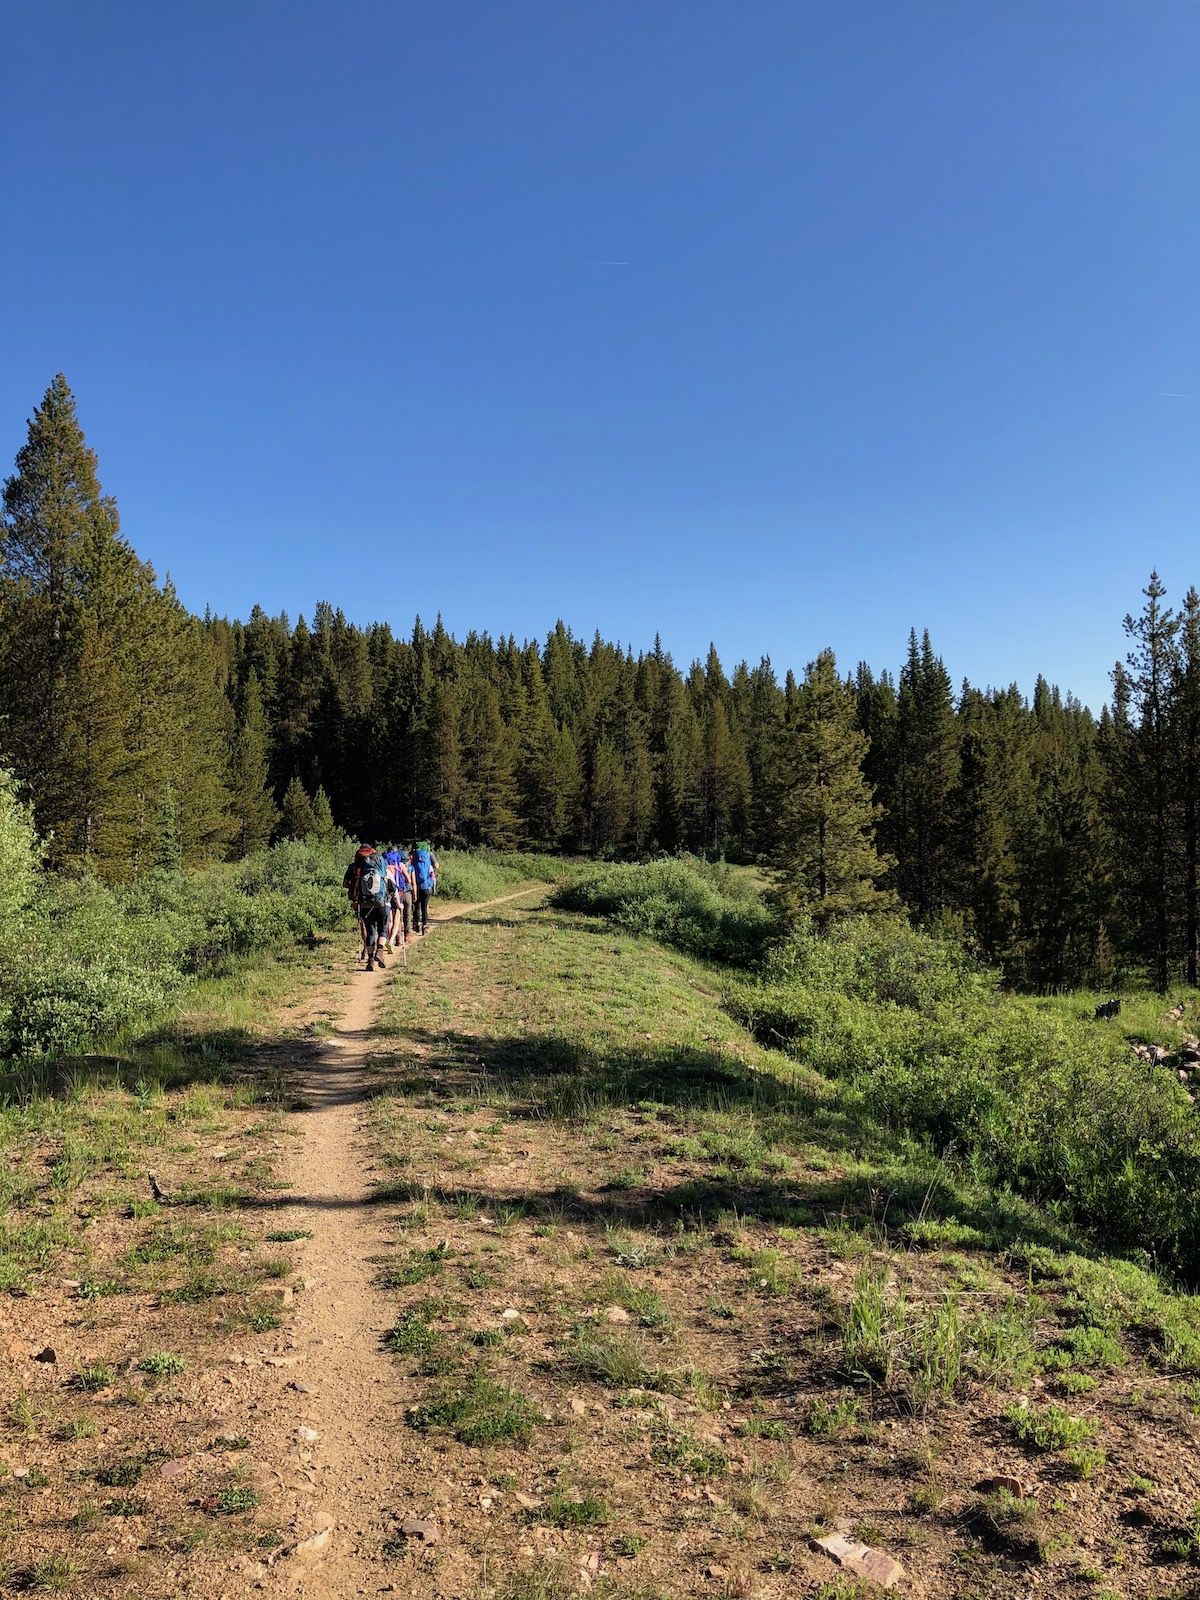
[344,842,390,971]
[343,843,376,958]
[385,843,414,943]
[411,840,438,935]
[379,841,399,951]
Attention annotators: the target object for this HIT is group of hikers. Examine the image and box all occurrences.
[342,841,439,971]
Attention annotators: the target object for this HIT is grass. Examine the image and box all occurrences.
[409,1371,541,1445]
[566,1326,676,1391]
[137,1351,187,1379]
[28,1558,79,1592]
[1007,1402,1098,1453]
[807,1396,862,1438]
[213,1486,259,1515]
[652,1422,728,1478]
[71,1364,117,1394]
[542,1489,609,1527]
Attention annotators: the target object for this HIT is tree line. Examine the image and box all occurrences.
[0,376,1194,989]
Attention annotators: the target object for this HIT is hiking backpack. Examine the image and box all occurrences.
[356,854,388,906]
[413,847,436,892]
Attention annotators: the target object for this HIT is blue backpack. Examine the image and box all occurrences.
[414,848,436,892]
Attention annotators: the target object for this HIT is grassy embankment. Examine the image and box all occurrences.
[359,860,1200,1598]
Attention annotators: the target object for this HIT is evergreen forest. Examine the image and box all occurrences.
[1,375,1194,994]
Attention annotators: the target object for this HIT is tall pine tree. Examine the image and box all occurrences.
[772,650,894,927]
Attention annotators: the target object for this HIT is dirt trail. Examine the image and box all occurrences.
[237,889,545,1599]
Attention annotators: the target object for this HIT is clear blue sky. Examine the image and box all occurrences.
[3,1,1197,711]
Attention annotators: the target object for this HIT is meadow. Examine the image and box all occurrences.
[6,848,1200,1596]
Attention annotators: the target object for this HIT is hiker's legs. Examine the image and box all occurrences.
[363,903,387,969]
[400,892,412,940]
[416,888,430,933]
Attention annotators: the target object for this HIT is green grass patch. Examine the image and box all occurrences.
[409,1371,540,1445]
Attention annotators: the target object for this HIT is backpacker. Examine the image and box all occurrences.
[413,847,436,892]
[356,853,388,905]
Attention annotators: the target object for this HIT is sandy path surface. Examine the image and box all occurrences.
[234,889,545,1599]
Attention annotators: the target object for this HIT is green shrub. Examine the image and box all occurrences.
[554,857,776,965]
[728,916,1200,1275]
[0,838,351,1062]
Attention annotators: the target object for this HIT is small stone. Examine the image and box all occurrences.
[294,1526,332,1557]
[397,1518,440,1544]
[570,1398,589,1415]
[501,1308,521,1322]
[264,1355,301,1368]
[978,1473,1033,1499]
[32,1346,56,1363]
[602,1305,630,1324]
[816,1532,904,1590]
[296,1426,320,1443]
[290,1381,313,1394]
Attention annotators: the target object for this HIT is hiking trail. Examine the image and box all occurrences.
[231,888,544,1598]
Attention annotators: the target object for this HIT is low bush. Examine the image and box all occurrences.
[0,835,352,1062]
[729,916,1200,1276]
[554,856,776,965]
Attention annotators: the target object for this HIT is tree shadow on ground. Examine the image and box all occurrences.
[356,1022,1082,1259]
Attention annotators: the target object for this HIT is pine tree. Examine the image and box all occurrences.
[953,686,1022,965]
[281,775,316,840]
[733,658,787,857]
[892,631,960,920]
[589,739,629,853]
[626,739,655,855]
[169,610,235,865]
[420,675,464,843]
[229,671,279,857]
[772,650,894,928]
[1173,588,1200,985]
[460,679,520,848]
[693,647,750,853]
[656,673,700,851]
[1120,573,1179,990]
[309,785,337,843]
[0,375,120,843]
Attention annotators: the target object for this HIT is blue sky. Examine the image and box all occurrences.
[3,0,1196,711]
